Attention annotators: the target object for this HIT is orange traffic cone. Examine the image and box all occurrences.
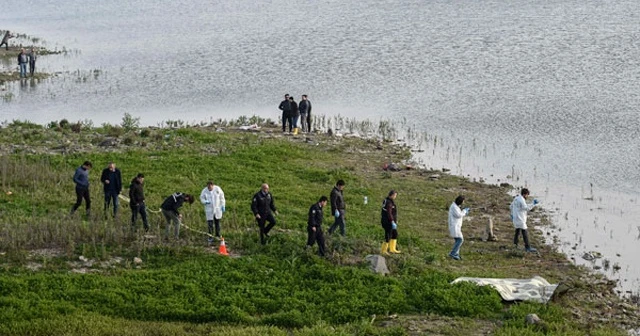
[219,237,229,256]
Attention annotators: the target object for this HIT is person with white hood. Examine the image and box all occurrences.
[200,180,226,242]
[510,188,539,252]
[448,195,470,260]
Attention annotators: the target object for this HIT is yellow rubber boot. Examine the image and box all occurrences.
[389,239,401,254]
[380,242,389,255]
[293,127,299,135]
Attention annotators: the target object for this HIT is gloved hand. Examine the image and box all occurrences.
[334,210,340,218]
[391,221,397,230]
[463,208,470,215]
[221,206,226,212]
[204,200,211,204]
[533,199,539,205]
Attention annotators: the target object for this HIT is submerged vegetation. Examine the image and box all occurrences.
[0,116,638,335]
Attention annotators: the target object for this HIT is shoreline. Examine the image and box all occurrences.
[0,118,639,334]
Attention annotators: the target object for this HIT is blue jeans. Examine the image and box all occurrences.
[104,190,119,216]
[292,116,299,128]
[450,237,463,258]
[328,210,346,236]
[19,63,27,77]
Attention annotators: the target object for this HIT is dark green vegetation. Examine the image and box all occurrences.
[0,118,638,335]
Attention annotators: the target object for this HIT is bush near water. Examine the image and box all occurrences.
[0,117,637,335]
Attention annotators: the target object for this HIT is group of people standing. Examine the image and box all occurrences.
[446,188,539,261]
[17,48,37,78]
[278,94,312,134]
[70,161,540,260]
[1,31,38,78]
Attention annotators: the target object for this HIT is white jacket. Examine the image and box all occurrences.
[510,195,535,229]
[448,202,466,238]
[200,185,226,220]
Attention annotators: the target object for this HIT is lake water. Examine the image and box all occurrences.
[1,0,639,293]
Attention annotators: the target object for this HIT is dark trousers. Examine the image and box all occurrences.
[131,203,149,231]
[0,41,7,50]
[29,61,35,75]
[72,186,91,213]
[282,112,293,132]
[207,218,221,238]
[328,210,345,236]
[256,213,276,245]
[514,228,530,248]
[306,113,312,133]
[306,226,326,256]
[382,222,398,242]
[104,190,119,216]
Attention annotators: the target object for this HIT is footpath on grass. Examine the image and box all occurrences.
[0,117,638,336]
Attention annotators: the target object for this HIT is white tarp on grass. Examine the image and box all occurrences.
[451,275,558,303]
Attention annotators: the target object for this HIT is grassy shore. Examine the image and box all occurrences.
[0,118,638,335]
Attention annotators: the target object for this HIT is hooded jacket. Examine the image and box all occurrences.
[129,178,145,206]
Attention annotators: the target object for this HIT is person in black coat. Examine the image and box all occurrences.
[278,94,293,133]
[100,162,122,218]
[306,196,328,256]
[289,96,299,133]
[161,192,195,239]
[129,173,148,232]
[380,190,400,254]
[251,183,278,244]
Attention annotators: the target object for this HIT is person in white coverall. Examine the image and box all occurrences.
[448,195,470,260]
[510,188,539,252]
[200,181,226,242]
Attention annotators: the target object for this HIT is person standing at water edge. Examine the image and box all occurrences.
[28,48,37,76]
[328,180,346,236]
[289,96,299,134]
[448,195,470,260]
[306,196,328,256]
[70,161,92,217]
[251,183,278,245]
[100,162,122,218]
[510,188,539,252]
[129,173,148,232]
[278,94,292,133]
[299,95,311,133]
[380,190,401,254]
[200,180,226,242]
[0,31,13,50]
[17,48,28,78]
[161,193,195,239]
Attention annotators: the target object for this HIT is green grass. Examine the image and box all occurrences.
[0,121,635,335]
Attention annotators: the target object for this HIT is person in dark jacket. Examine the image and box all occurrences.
[129,173,148,232]
[251,183,278,245]
[328,180,346,236]
[100,162,122,218]
[17,48,28,78]
[161,192,195,239]
[70,161,93,217]
[278,94,292,133]
[0,31,13,50]
[289,96,299,134]
[298,95,311,133]
[302,95,312,133]
[306,196,328,256]
[380,190,400,254]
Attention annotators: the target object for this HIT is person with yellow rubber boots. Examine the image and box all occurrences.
[380,190,400,254]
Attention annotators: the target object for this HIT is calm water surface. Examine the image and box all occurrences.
[1,0,639,292]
